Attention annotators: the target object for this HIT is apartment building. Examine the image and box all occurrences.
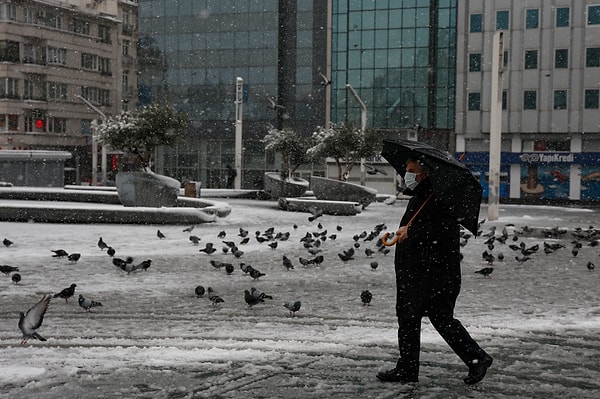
[0,0,137,184]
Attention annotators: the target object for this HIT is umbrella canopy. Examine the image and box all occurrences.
[381,139,482,235]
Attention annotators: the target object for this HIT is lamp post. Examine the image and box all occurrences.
[345,84,367,185]
[488,31,504,221]
[76,95,107,186]
[234,77,244,190]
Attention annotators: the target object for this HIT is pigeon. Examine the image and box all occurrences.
[249,268,265,280]
[282,255,294,270]
[233,249,244,258]
[199,243,216,254]
[299,257,312,267]
[78,294,103,312]
[336,225,343,232]
[251,287,273,300]
[207,287,224,304]
[54,283,77,303]
[0,265,19,275]
[360,290,373,306]
[283,300,301,316]
[515,255,531,264]
[239,237,250,245]
[19,294,52,345]
[3,238,13,247]
[244,289,263,307]
[587,262,595,271]
[370,261,379,270]
[97,237,108,250]
[137,259,152,271]
[11,273,21,284]
[195,285,205,298]
[51,249,69,257]
[311,255,324,266]
[217,230,226,238]
[225,264,235,274]
[308,206,323,222]
[107,247,116,257]
[189,235,201,245]
[67,253,81,262]
[364,248,374,257]
[210,260,225,269]
[238,228,249,238]
[240,263,254,274]
[157,230,166,239]
[183,225,195,233]
[268,242,278,250]
[474,267,494,277]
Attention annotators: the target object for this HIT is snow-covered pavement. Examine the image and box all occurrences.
[1,199,599,398]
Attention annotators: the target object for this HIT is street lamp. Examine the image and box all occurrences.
[234,77,243,190]
[345,84,367,185]
[76,95,107,186]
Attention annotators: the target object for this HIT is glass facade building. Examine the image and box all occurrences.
[138,0,328,188]
[331,0,457,136]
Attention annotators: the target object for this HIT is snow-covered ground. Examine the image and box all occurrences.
[1,199,599,398]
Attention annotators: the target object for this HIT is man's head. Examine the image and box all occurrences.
[405,158,429,188]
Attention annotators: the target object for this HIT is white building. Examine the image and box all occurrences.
[455,1,600,202]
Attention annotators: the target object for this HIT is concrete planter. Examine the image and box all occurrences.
[310,176,377,208]
[115,171,180,207]
[263,172,309,199]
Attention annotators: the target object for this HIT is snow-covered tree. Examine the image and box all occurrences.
[263,127,311,179]
[95,103,187,171]
[307,122,384,181]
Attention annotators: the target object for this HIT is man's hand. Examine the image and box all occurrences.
[396,226,409,243]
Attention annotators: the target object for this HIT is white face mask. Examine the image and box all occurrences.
[404,172,419,190]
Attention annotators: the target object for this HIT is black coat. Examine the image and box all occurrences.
[394,178,462,316]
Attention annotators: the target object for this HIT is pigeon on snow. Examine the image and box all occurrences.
[0,265,19,275]
[19,294,52,345]
[12,273,21,284]
[283,300,301,316]
[54,283,77,303]
[360,290,373,306]
[78,294,103,312]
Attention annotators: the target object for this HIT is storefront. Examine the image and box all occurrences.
[460,152,600,202]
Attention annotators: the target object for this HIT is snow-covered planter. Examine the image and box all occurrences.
[263,171,309,199]
[95,103,187,207]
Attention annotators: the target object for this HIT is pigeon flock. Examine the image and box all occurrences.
[2,205,598,349]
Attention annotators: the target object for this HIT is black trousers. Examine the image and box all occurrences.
[395,287,487,378]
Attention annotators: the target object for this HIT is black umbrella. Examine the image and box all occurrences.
[381,139,482,235]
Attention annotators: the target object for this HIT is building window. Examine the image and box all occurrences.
[556,7,570,27]
[502,91,508,110]
[0,3,17,21]
[72,18,90,35]
[525,50,538,69]
[24,80,33,100]
[496,10,509,30]
[122,40,131,57]
[469,53,482,72]
[42,12,63,30]
[46,117,66,134]
[0,40,19,63]
[470,14,483,32]
[98,25,111,44]
[81,53,98,70]
[589,6,600,25]
[584,89,600,109]
[46,47,67,65]
[503,50,509,68]
[122,71,129,93]
[468,92,481,110]
[586,47,600,67]
[553,90,567,109]
[526,9,539,29]
[81,119,92,136]
[524,90,537,109]
[0,114,19,132]
[555,49,569,68]
[0,77,19,99]
[47,82,67,100]
[99,57,111,75]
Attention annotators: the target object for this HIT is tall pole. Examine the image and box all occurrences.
[76,95,107,186]
[234,77,244,190]
[345,84,367,185]
[488,31,504,221]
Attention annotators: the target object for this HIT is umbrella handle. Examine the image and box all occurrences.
[381,231,400,247]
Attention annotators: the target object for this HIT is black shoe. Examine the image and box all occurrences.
[463,354,493,385]
[376,368,418,383]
